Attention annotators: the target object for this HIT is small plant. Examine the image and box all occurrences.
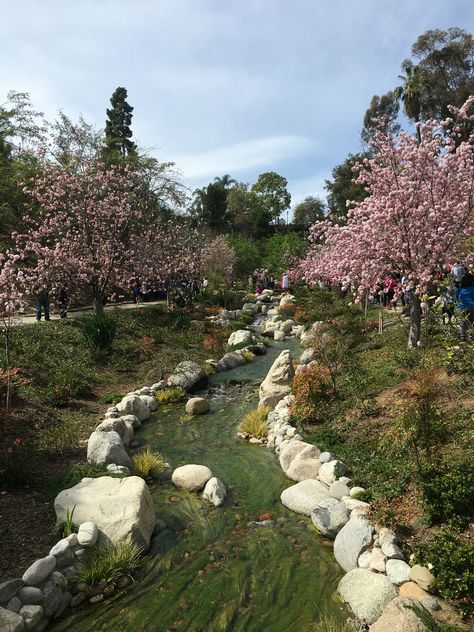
[311,613,359,631]
[241,350,255,363]
[290,364,333,425]
[131,449,167,479]
[0,437,38,487]
[155,387,185,405]
[53,506,77,538]
[76,541,143,588]
[238,406,271,438]
[79,313,117,355]
[413,529,474,618]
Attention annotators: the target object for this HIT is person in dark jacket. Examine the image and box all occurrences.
[456,272,474,340]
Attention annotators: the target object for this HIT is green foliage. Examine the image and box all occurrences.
[76,541,143,588]
[251,171,291,223]
[238,407,271,438]
[414,529,474,617]
[291,364,333,425]
[407,603,466,632]
[311,613,359,631]
[8,323,94,405]
[155,387,185,405]
[262,233,307,276]
[292,196,326,227]
[43,463,122,501]
[103,86,136,161]
[240,350,255,363]
[324,153,369,224]
[226,235,262,276]
[419,461,474,525]
[131,449,167,479]
[79,313,117,355]
[52,506,77,538]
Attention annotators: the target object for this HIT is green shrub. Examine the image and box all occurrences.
[419,462,474,525]
[79,313,117,355]
[155,387,185,405]
[241,350,255,363]
[290,364,333,425]
[52,506,77,538]
[76,541,143,588]
[131,449,166,479]
[413,529,474,618]
[238,407,271,438]
[43,463,122,501]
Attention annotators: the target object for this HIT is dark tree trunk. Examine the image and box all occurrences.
[408,292,422,349]
[93,295,104,316]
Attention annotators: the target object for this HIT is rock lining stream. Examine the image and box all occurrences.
[51,338,349,632]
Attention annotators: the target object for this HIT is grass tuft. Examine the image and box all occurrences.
[76,541,143,587]
[155,387,185,405]
[132,448,167,479]
[238,406,271,438]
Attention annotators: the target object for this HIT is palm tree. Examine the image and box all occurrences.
[214,174,236,189]
[396,61,427,144]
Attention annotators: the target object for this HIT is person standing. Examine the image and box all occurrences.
[35,288,50,321]
[456,272,474,340]
[281,273,289,290]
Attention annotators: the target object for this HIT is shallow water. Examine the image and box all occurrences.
[52,340,348,632]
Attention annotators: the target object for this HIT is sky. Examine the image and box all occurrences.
[2,0,474,215]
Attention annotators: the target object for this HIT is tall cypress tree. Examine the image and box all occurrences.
[104,87,136,160]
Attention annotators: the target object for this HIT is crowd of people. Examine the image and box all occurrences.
[248,270,290,294]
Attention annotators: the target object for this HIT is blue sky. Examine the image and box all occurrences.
[2,0,474,213]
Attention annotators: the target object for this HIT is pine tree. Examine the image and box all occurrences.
[104,87,136,160]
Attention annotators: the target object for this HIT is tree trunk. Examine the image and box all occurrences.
[93,295,104,316]
[408,292,422,349]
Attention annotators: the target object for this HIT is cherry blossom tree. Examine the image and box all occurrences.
[300,98,474,348]
[200,235,236,283]
[17,163,156,314]
[0,255,26,413]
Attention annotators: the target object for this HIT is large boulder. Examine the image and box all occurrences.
[279,294,295,307]
[259,350,295,409]
[280,479,330,515]
[202,477,227,506]
[140,395,158,412]
[228,330,254,347]
[168,361,208,392]
[311,498,350,539]
[54,476,155,549]
[370,597,430,631]
[95,418,131,446]
[319,460,349,486]
[281,443,321,482]
[334,515,373,572]
[279,440,318,471]
[338,568,397,624]
[87,431,131,468]
[171,464,213,491]
[0,608,25,632]
[218,352,246,370]
[22,556,56,587]
[116,394,151,422]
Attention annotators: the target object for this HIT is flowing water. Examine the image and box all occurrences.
[52,339,348,632]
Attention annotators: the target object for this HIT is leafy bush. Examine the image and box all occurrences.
[79,313,117,355]
[155,387,185,405]
[241,350,255,363]
[413,529,474,617]
[290,364,333,425]
[76,541,142,588]
[43,463,122,501]
[419,461,474,525]
[131,449,167,480]
[238,407,271,438]
[0,437,38,487]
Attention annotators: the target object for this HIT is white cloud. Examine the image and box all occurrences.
[174,135,315,180]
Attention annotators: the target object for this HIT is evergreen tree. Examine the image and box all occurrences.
[104,87,136,160]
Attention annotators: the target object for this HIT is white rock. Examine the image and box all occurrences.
[116,394,151,421]
[172,464,213,491]
[358,550,372,569]
[77,521,99,547]
[370,596,429,631]
[185,398,210,415]
[329,481,351,500]
[341,496,370,512]
[280,479,330,515]
[259,350,295,409]
[319,460,349,486]
[334,516,373,572]
[311,497,350,538]
[0,607,25,631]
[369,547,387,572]
[150,381,167,392]
[202,477,227,506]
[95,417,130,445]
[22,556,56,587]
[338,568,397,624]
[87,431,131,468]
[55,476,155,549]
[273,330,286,341]
[19,604,43,629]
[349,486,365,498]
[120,414,141,430]
[49,538,70,557]
[140,394,158,412]
[386,559,411,585]
[227,330,254,347]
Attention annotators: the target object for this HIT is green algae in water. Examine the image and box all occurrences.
[51,341,349,632]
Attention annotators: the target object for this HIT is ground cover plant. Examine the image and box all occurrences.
[238,406,271,438]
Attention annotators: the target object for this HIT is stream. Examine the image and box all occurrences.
[52,339,348,632]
